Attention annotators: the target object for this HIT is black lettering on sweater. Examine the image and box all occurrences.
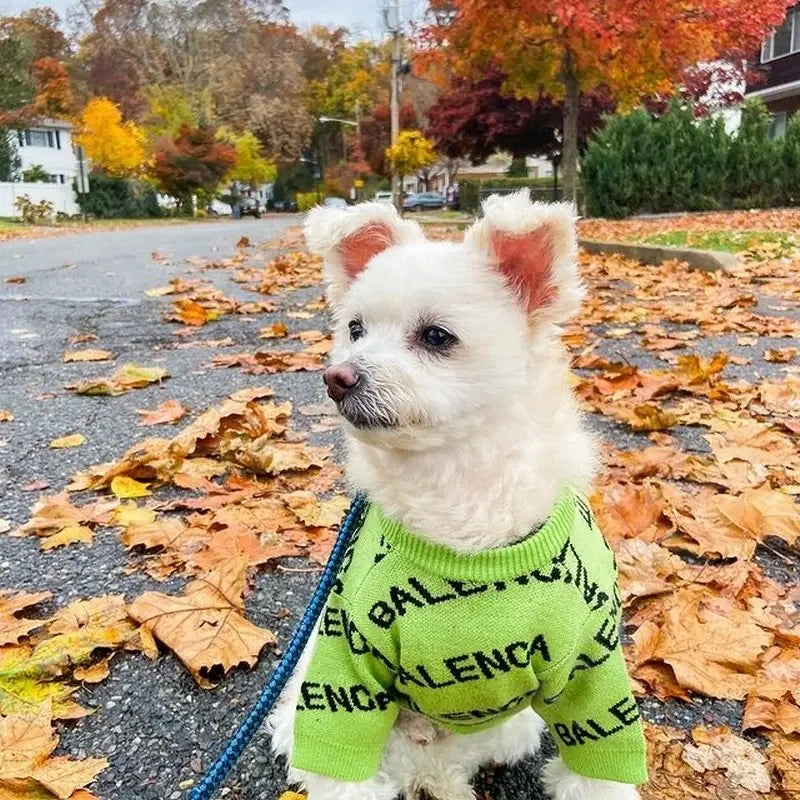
[297,682,394,714]
[553,697,640,747]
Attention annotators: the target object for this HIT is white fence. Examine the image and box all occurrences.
[0,182,80,218]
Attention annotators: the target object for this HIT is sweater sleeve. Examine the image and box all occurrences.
[291,591,399,782]
[531,609,648,785]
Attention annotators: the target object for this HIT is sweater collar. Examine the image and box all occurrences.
[375,489,576,582]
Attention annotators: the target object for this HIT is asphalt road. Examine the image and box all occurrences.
[0,218,795,800]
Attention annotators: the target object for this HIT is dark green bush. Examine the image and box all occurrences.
[582,97,790,218]
[459,177,564,214]
[75,174,162,219]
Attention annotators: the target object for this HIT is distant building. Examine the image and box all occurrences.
[0,118,82,218]
[746,3,800,137]
[15,119,80,185]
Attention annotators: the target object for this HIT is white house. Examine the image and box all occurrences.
[0,118,83,218]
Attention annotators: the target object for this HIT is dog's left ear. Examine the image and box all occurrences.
[464,191,584,324]
[305,202,425,306]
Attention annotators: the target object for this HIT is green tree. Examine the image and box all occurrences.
[727,98,782,209]
[782,113,800,206]
[0,128,21,181]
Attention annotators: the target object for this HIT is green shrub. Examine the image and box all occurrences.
[75,174,162,219]
[582,97,787,218]
[726,99,781,209]
[458,177,564,214]
[297,191,322,212]
[782,113,800,206]
[21,164,50,183]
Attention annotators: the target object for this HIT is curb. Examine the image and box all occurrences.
[578,238,738,272]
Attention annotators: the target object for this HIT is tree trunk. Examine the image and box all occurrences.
[561,52,579,206]
[552,161,559,201]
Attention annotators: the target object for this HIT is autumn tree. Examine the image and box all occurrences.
[421,0,794,202]
[218,128,277,188]
[426,66,614,176]
[74,97,148,177]
[150,124,236,213]
[385,130,437,197]
[359,101,419,177]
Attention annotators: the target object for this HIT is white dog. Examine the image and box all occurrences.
[269,192,646,800]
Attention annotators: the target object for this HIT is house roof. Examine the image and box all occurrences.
[19,118,74,131]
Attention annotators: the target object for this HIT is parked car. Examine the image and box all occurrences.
[273,199,299,212]
[208,198,232,216]
[323,197,349,209]
[239,197,261,218]
[403,191,446,212]
[373,191,393,205]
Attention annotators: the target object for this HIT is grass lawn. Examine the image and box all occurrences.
[636,229,798,255]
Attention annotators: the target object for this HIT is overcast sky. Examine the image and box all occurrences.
[0,0,426,34]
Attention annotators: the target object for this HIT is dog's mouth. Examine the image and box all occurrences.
[336,395,400,430]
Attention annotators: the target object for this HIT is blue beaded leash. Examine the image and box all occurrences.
[190,494,367,800]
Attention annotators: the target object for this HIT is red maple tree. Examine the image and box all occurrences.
[421,0,794,202]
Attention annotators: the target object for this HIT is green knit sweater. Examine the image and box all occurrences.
[291,489,648,785]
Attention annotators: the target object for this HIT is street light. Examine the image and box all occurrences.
[318,116,358,127]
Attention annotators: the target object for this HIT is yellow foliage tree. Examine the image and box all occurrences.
[74,98,148,177]
[385,130,437,186]
[217,128,277,188]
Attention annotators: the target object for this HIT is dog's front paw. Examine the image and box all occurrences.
[396,709,440,746]
[541,758,640,800]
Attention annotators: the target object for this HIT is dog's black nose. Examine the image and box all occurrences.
[323,362,360,402]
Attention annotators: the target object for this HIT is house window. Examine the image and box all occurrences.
[23,130,57,147]
[768,111,788,139]
[762,7,799,61]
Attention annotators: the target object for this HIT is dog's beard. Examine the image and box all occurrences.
[337,391,400,429]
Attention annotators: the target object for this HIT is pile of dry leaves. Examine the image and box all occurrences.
[1,221,799,799]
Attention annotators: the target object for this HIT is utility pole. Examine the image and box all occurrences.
[384,0,402,212]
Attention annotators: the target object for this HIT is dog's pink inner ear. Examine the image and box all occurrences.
[338,221,395,278]
[491,227,557,312]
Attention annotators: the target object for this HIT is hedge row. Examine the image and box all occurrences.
[459,177,564,214]
[581,98,800,218]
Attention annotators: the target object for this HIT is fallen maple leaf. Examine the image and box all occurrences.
[40,525,93,551]
[715,486,800,549]
[0,701,107,799]
[0,591,51,646]
[0,411,13,422]
[135,399,189,426]
[258,322,289,339]
[62,349,113,363]
[49,434,86,449]
[681,726,771,793]
[110,476,151,499]
[633,587,773,700]
[68,363,169,396]
[282,492,349,528]
[127,558,276,687]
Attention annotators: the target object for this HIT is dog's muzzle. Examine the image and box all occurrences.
[323,362,398,429]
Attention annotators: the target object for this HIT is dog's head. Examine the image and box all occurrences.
[305,191,583,450]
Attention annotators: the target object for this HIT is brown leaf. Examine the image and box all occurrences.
[62,349,113,363]
[49,434,86,449]
[136,399,189,427]
[69,363,169,396]
[633,588,773,699]
[0,591,51,646]
[0,411,13,423]
[715,486,800,548]
[40,526,93,551]
[127,558,276,687]
[681,726,771,793]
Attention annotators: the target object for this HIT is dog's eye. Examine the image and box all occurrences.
[420,325,457,350]
[349,319,365,341]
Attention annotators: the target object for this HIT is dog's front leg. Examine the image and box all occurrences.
[541,758,641,800]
